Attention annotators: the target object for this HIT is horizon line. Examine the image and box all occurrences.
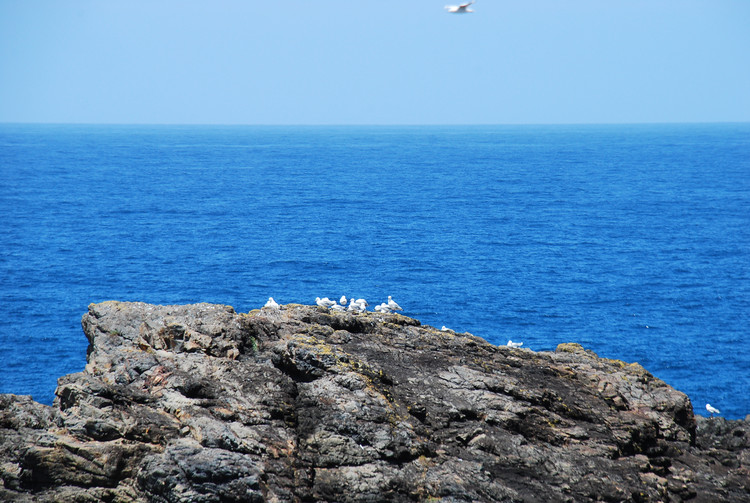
[2,120,749,128]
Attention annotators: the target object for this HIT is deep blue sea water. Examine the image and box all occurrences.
[1,123,748,419]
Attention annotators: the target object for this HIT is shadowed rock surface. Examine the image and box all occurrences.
[1,301,748,502]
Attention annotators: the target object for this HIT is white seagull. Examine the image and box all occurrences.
[264,297,280,309]
[387,296,403,311]
[355,298,369,307]
[374,303,392,313]
[706,403,721,416]
[354,299,368,311]
[330,303,346,312]
[507,340,523,348]
[350,299,368,312]
[340,295,347,306]
[445,1,475,14]
[315,297,336,308]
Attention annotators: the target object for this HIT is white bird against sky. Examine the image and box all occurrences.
[445,1,475,14]
[706,404,721,416]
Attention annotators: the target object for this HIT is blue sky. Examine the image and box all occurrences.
[1,0,749,124]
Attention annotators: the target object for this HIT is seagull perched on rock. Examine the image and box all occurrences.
[348,299,366,312]
[507,340,523,348]
[445,1,475,14]
[264,297,280,309]
[340,295,347,306]
[330,303,346,312]
[374,303,392,313]
[315,297,336,308]
[387,296,403,311]
[706,404,721,417]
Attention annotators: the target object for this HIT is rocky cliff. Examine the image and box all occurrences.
[0,302,748,502]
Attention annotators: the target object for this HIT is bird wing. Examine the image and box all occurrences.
[458,2,475,12]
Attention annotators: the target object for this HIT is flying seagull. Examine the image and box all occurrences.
[445,1,475,14]
[705,403,720,417]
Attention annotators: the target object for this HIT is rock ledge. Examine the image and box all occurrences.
[1,301,748,502]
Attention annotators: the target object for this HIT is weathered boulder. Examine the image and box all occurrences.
[0,301,748,502]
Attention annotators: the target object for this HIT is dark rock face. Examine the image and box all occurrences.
[1,301,748,502]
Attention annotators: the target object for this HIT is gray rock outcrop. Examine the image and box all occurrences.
[1,301,748,502]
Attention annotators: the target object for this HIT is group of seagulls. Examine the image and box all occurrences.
[263,296,403,314]
[316,295,403,314]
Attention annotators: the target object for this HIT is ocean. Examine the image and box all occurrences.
[1,123,748,419]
